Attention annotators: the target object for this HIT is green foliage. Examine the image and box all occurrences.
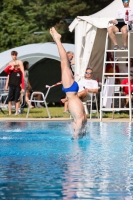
[0,0,38,52]
[0,0,112,52]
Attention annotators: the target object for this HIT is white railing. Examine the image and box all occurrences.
[0,76,7,91]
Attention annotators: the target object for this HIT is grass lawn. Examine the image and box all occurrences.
[0,106,130,119]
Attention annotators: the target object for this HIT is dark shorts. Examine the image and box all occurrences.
[8,86,21,102]
[115,22,127,32]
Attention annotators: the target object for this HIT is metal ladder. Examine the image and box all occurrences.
[100,31,132,121]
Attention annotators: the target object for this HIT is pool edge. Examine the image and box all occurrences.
[0,117,132,122]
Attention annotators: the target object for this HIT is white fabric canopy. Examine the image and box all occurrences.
[69,0,133,81]
[0,42,75,73]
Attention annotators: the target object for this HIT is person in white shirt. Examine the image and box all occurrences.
[108,0,133,50]
[77,68,98,101]
[61,68,98,111]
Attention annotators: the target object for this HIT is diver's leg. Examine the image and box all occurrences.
[50,27,74,88]
[8,101,12,115]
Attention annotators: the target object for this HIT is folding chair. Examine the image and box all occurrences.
[26,90,51,118]
[26,81,62,118]
[82,93,99,119]
[0,77,8,114]
[0,90,8,114]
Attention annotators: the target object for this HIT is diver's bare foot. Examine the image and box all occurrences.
[50,27,61,42]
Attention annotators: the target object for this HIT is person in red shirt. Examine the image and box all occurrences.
[4,50,25,115]
[121,73,133,107]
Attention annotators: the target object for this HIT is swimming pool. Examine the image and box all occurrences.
[0,121,133,199]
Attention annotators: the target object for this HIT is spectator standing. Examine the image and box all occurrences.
[23,61,43,108]
[4,51,25,115]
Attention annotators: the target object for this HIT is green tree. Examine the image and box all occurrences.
[0,0,38,52]
[0,0,112,52]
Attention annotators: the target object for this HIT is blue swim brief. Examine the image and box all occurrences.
[62,81,79,93]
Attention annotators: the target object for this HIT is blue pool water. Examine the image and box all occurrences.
[0,121,133,199]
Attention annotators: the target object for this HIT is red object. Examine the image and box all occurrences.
[4,65,25,89]
[4,65,12,73]
[125,10,129,21]
[106,52,120,83]
[106,64,119,74]
[121,78,133,95]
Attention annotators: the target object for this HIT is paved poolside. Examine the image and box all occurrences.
[0,118,132,122]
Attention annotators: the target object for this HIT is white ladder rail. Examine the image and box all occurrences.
[100,31,132,121]
[128,32,132,121]
[100,32,109,121]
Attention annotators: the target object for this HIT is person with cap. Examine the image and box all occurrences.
[108,0,133,50]
[121,71,133,108]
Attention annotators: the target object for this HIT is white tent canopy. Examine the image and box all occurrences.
[69,0,133,81]
[0,42,75,73]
